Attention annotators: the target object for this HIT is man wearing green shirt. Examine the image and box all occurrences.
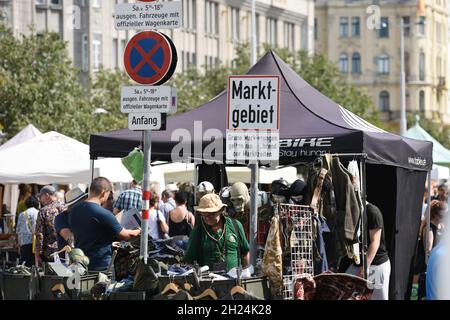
[184,193,250,271]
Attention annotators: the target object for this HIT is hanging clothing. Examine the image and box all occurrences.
[313,215,330,275]
[262,214,283,299]
[330,156,361,241]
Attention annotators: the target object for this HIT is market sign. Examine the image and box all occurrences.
[121,86,177,113]
[123,31,177,85]
[226,76,280,161]
[128,112,167,131]
[114,1,182,30]
[227,76,280,131]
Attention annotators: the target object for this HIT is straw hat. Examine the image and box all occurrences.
[194,194,227,213]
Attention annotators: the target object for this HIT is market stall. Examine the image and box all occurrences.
[89,51,432,300]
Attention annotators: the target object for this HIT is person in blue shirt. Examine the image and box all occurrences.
[426,242,449,300]
[69,177,141,271]
[55,187,89,259]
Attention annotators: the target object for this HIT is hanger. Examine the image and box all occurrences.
[230,284,246,296]
[183,276,192,291]
[161,276,180,295]
[194,280,218,300]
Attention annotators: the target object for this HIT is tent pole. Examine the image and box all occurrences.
[360,157,368,280]
[90,159,95,184]
[425,170,432,265]
[250,161,259,267]
[194,164,198,204]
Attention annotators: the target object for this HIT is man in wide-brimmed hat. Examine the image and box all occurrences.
[54,187,89,256]
[184,194,250,271]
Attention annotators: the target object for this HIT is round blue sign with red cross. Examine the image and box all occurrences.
[124,31,177,85]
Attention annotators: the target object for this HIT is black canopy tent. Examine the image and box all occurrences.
[90,52,432,300]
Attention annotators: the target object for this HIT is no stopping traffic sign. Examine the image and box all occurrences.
[124,31,177,85]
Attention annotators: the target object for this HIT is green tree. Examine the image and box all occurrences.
[0,24,94,142]
[89,68,130,132]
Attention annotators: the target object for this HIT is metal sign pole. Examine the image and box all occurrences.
[249,0,258,267]
[360,158,368,280]
[140,130,152,264]
[425,170,432,265]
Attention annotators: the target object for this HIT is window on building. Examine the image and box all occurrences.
[266,18,277,46]
[92,0,101,8]
[378,54,389,74]
[419,51,425,81]
[230,7,240,41]
[405,51,410,80]
[51,0,61,5]
[112,38,118,69]
[339,17,348,37]
[379,91,390,112]
[35,0,45,5]
[419,90,425,112]
[256,14,260,48]
[402,16,410,36]
[314,18,318,40]
[352,17,360,37]
[284,22,295,52]
[418,16,426,36]
[436,22,441,43]
[93,33,102,70]
[339,53,348,73]
[437,57,442,77]
[205,1,218,35]
[352,52,361,74]
[183,0,197,30]
[301,20,308,50]
[379,17,389,38]
[82,34,89,72]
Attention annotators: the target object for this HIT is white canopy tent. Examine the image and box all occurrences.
[0,124,43,227]
[155,162,298,185]
[0,124,42,151]
[0,131,165,217]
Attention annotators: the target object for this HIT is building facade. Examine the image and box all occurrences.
[315,0,449,128]
[0,0,314,81]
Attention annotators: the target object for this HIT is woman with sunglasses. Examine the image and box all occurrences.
[183,194,250,272]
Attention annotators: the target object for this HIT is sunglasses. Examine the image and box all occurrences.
[201,210,222,218]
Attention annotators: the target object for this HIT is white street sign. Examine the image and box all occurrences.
[227,76,280,131]
[226,75,280,161]
[128,113,162,131]
[121,86,177,113]
[226,130,279,161]
[114,2,182,30]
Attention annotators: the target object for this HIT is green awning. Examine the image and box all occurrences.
[404,116,450,166]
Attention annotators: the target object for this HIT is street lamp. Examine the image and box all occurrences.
[93,107,109,115]
[399,17,426,136]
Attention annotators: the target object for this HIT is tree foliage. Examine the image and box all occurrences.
[0,25,95,142]
[0,24,128,143]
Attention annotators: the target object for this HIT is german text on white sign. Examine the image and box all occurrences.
[128,112,162,131]
[227,76,280,131]
[114,2,182,30]
[226,130,280,161]
[121,86,177,113]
